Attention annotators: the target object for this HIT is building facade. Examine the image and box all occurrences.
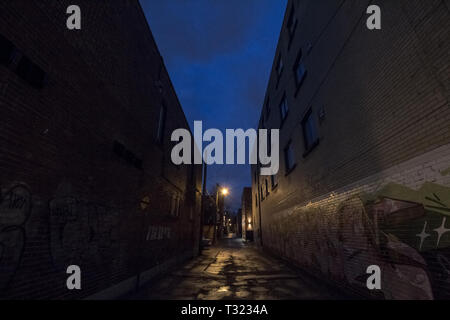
[252,0,450,299]
[0,1,202,299]
[241,187,253,241]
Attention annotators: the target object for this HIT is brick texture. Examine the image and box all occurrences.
[0,0,202,299]
[253,0,450,299]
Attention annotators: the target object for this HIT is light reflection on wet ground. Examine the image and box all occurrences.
[128,235,349,300]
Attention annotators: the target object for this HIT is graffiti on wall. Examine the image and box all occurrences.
[0,184,31,289]
[268,181,450,299]
[48,197,119,270]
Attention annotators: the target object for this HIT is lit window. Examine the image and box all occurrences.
[302,109,319,152]
[284,141,296,173]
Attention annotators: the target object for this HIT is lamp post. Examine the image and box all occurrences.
[212,185,229,244]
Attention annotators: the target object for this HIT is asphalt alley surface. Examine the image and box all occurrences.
[127,235,351,300]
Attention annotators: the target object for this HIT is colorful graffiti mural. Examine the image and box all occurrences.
[267,182,450,299]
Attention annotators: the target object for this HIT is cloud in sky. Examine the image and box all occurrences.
[140,0,287,209]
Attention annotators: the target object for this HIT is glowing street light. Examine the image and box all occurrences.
[221,188,229,196]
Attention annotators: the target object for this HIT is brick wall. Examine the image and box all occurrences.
[253,0,450,299]
[241,187,252,240]
[0,0,202,299]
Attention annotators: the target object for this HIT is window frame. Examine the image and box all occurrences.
[293,49,307,96]
[286,7,298,49]
[156,103,167,145]
[284,140,296,175]
[279,94,289,125]
[301,108,320,157]
[271,173,278,189]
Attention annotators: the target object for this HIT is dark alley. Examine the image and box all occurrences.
[128,235,347,300]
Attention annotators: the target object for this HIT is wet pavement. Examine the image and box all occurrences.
[128,235,348,300]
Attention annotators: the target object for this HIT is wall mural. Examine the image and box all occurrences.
[0,182,178,293]
[267,181,450,299]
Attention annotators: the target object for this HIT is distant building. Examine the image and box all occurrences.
[241,187,253,241]
[0,1,202,299]
[237,208,242,237]
[252,0,450,299]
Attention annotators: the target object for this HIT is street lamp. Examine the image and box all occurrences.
[213,186,230,244]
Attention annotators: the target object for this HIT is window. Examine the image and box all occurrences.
[302,109,319,154]
[265,96,271,118]
[284,141,296,174]
[318,105,326,124]
[16,56,46,89]
[294,50,307,92]
[276,54,283,77]
[271,174,278,189]
[287,8,297,43]
[113,141,143,170]
[156,103,167,144]
[170,193,181,217]
[279,95,289,122]
[0,34,14,66]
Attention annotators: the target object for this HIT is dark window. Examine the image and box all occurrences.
[279,95,288,122]
[294,49,307,91]
[276,54,283,77]
[318,105,326,124]
[113,141,143,170]
[170,193,181,217]
[284,141,296,173]
[287,8,297,42]
[265,96,271,118]
[302,109,319,153]
[16,56,46,89]
[271,174,278,189]
[0,34,14,66]
[156,103,167,144]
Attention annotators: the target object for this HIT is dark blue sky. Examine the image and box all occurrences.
[140,0,287,209]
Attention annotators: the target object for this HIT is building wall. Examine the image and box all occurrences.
[0,0,202,299]
[241,187,252,240]
[253,0,450,299]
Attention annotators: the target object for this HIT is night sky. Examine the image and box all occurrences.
[140,0,288,209]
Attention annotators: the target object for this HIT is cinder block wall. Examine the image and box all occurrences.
[253,0,450,299]
[0,0,202,299]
